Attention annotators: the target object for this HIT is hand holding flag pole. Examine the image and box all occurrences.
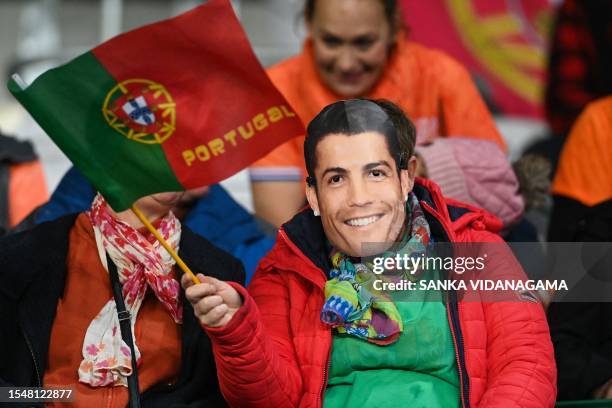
[131,204,201,285]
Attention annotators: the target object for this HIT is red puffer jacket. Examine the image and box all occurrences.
[206,179,557,407]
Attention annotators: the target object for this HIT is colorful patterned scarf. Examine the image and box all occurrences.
[78,194,182,387]
[320,193,431,345]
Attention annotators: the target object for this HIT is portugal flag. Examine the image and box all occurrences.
[8,0,304,211]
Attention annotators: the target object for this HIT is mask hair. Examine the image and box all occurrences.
[304,99,415,186]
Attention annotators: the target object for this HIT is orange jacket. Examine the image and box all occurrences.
[7,161,48,226]
[251,37,505,181]
[553,96,612,206]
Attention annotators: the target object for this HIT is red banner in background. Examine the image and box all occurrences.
[401,0,554,118]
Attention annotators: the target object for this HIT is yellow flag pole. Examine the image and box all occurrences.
[131,204,201,285]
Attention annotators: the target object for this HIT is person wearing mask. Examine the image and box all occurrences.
[185,99,556,407]
[250,0,506,227]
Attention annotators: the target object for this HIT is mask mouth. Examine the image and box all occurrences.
[344,213,383,227]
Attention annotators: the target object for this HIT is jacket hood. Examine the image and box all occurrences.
[259,178,503,285]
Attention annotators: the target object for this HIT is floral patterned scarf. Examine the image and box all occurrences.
[320,193,431,345]
[78,194,182,387]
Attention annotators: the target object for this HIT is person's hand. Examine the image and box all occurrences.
[593,378,612,399]
[181,273,243,328]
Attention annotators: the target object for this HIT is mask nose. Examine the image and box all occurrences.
[347,179,372,207]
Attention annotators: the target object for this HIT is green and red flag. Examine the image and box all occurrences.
[8,0,304,211]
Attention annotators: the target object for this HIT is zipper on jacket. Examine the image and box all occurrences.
[447,290,470,408]
[20,324,42,387]
[421,200,470,407]
[280,229,334,408]
[421,202,455,241]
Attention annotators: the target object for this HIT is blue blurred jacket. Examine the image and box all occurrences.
[35,167,274,283]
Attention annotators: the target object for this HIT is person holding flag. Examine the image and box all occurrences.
[183,99,556,408]
[1,0,304,406]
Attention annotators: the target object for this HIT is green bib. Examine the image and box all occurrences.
[324,269,460,408]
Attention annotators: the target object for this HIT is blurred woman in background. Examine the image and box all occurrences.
[250,0,507,227]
